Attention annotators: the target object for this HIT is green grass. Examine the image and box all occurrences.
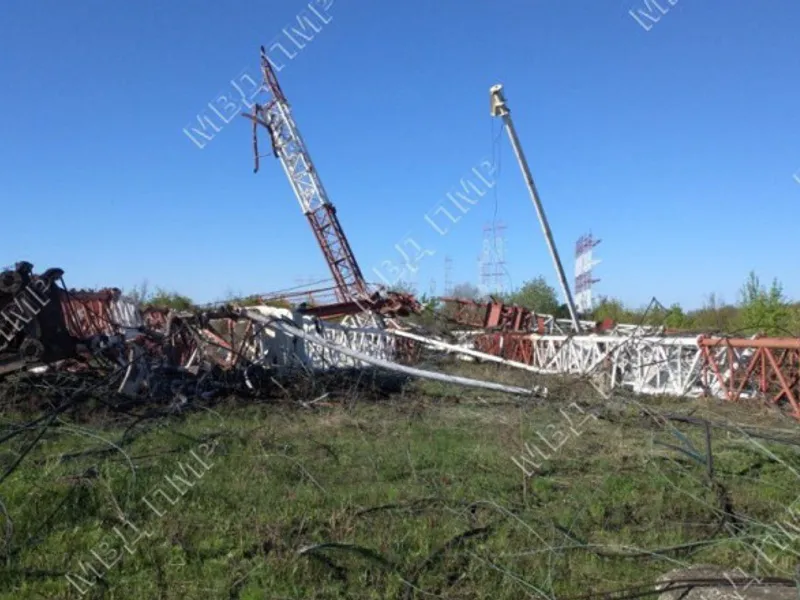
[1,362,799,599]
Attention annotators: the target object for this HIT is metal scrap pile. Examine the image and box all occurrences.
[0,263,540,410]
[0,261,253,402]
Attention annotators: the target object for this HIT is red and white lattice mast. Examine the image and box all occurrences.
[244,46,367,305]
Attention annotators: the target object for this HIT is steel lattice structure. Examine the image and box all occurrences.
[245,46,366,304]
[470,331,800,419]
[440,298,800,419]
[575,234,601,314]
[2,262,799,421]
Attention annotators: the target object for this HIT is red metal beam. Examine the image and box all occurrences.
[699,336,800,350]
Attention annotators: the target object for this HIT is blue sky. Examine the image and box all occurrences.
[1,0,798,309]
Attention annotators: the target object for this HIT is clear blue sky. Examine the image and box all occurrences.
[2,0,798,309]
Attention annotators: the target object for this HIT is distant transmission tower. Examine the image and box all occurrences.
[294,277,320,304]
[574,234,601,314]
[478,222,507,297]
[444,256,453,295]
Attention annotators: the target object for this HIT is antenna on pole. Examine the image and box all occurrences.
[489,83,581,331]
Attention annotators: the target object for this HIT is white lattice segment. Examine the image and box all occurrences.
[109,296,144,339]
[304,319,395,368]
[528,335,614,373]
[244,306,395,370]
[611,336,704,396]
[534,334,764,401]
[264,100,328,214]
[458,331,767,403]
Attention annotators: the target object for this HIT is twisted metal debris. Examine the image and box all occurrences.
[442,297,800,420]
[0,263,544,409]
[3,261,799,421]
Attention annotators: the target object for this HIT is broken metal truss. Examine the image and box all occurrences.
[441,297,605,335]
[470,331,800,419]
[436,297,800,419]
[0,264,545,405]
[440,297,665,336]
[245,46,367,304]
[3,263,798,421]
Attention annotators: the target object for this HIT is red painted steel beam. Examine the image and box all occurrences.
[441,297,599,334]
[701,342,800,419]
[299,291,420,319]
[699,336,800,350]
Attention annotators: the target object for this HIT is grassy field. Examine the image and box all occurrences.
[1,361,799,599]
